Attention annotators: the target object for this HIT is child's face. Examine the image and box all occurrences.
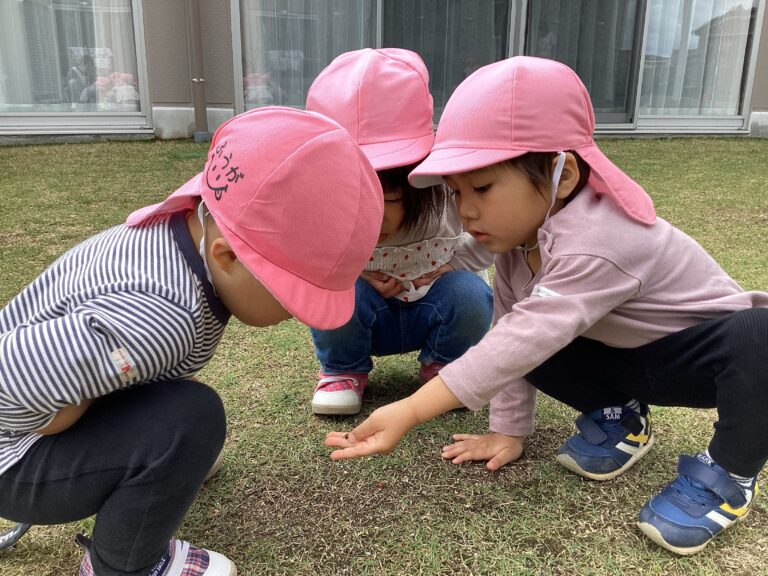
[379,183,405,243]
[444,163,554,254]
[214,259,293,327]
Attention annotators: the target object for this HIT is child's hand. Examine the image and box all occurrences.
[35,399,94,435]
[441,432,523,471]
[412,263,453,289]
[325,398,420,460]
[361,271,406,299]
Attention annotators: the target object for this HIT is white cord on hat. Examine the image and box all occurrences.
[197,201,215,286]
[517,151,566,253]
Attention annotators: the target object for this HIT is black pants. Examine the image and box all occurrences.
[526,308,768,478]
[0,380,226,576]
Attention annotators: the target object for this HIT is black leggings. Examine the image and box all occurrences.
[526,308,768,478]
[0,379,226,576]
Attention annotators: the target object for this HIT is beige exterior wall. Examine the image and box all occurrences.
[751,5,768,113]
[143,0,234,107]
[143,0,191,106]
[142,0,235,137]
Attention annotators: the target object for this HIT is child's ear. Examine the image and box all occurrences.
[208,237,238,273]
[555,152,581,199]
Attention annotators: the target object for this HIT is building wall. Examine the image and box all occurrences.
[753,7,768,112]
[140,0,768,139]
[142,0,235,138]
[749,4,768,136]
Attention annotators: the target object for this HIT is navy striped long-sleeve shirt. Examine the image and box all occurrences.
[0,212,230,475]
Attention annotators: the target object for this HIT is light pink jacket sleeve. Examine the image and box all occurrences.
[438,250,642,435]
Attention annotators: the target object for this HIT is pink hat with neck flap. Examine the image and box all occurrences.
[126,106,383,329]
[409,56,656,225]
[306,48,434,171]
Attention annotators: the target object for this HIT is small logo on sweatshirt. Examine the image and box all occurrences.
[532,285,560,298]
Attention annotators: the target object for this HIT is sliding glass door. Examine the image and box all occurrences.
[239,0,376,110]
[383,0,512,116]
[0,0,141,114]
[640,0,757,117]
[526,0,647,126]
[234,0,761,133]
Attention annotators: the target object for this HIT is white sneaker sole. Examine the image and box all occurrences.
[207,550,237,575]
[311,390,362,415]
[637,503,751,556]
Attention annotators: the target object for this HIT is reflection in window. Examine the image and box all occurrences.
[526,0,643,124]
[240,0,375,109]
[383,0,510,118]
[640,0,757,115]
[0,0,139,114]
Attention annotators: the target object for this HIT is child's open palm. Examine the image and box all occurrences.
[441,432,524,471]
[325,399,419,460]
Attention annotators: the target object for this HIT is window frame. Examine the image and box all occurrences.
[229,0,764,135]
[0,0,152,136]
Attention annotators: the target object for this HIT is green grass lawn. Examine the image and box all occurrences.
[0,137,766,576]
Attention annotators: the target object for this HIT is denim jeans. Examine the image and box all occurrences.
[311,270,493,374]
[0,380,226,576]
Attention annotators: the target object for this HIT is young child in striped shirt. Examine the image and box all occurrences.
[0,107,383,575]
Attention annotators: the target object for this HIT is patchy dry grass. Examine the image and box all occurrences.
[0,138,767,575]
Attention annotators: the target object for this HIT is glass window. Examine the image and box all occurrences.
[640,0,757,116]
[240,0,375,109]
[0,0,140,114]
[526,0,645,124]
[383,0,511,118]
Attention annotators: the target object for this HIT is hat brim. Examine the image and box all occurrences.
[126,173,203,226]
[409,143,656,225]
[408,147,526,188]
[575,143,656,225]
[218,219,355,330]
[361,133,434,171]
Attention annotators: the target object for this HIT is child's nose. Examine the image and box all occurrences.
[456,193,477,221]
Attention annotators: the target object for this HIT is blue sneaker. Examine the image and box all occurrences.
[556,404,653,481]
[638,453,758,555]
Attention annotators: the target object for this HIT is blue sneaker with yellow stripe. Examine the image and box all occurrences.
[638,453,758,555]
[556,403,654,481]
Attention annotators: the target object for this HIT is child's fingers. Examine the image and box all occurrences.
[487,448,519,471]
[324,431,357,448]
[329,443,378,461]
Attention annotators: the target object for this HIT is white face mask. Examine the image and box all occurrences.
[197,201,215,286]
[517,151,566,252]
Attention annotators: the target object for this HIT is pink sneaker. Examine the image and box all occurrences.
[419,362,446,385]
[78,535,236,576]
[312,372,368,415]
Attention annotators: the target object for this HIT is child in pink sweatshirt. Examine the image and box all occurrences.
[325,56,768,557]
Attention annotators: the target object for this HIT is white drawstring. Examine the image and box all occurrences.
[197,201,215,286]
[517,151,566,253]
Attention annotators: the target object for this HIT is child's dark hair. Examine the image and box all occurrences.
[506,151,591,202]
[377,163,447,234]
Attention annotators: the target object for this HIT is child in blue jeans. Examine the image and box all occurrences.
[305,48,494,415]
[326,57,768,556]
[0,107,382,575]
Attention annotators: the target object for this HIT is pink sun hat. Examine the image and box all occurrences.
[126,107,383,329]
[409,56,656,225]
[306,48,435,171]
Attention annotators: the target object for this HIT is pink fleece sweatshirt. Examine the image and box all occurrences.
[438,187,768,437]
